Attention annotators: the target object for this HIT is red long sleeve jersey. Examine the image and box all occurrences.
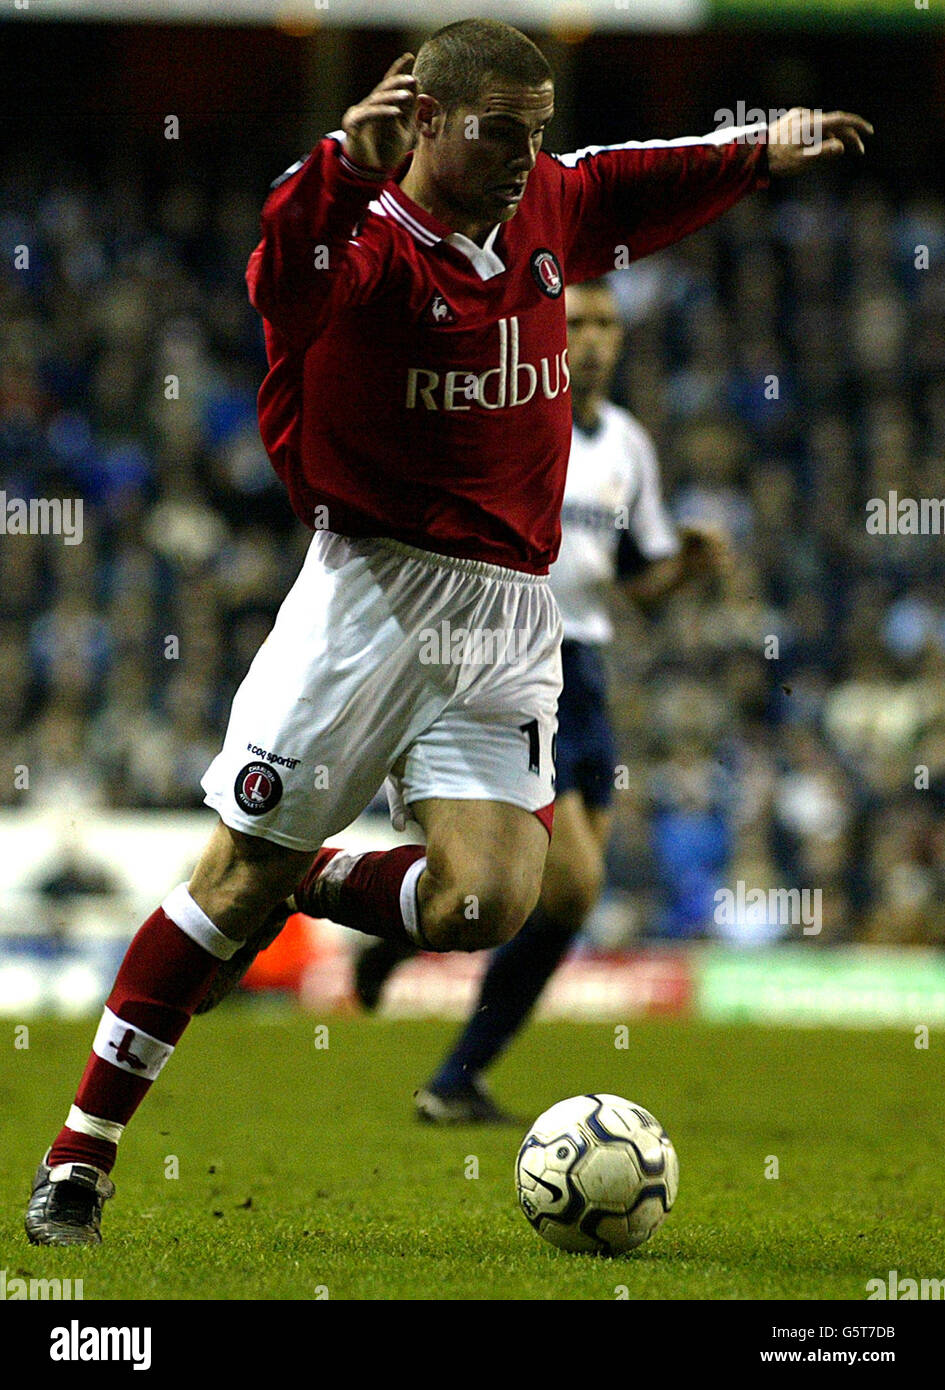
[247,126,769,573]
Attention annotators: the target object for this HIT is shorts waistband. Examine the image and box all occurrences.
[341,533,550,585]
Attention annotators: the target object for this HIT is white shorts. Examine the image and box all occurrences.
[201,531,563,851]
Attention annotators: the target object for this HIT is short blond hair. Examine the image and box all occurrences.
[414,19,552,115]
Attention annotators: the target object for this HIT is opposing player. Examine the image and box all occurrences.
[356,277,729,1122]
[25,18,871,1243]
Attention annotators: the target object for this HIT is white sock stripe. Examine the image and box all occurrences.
[162,883,244,961]
[312,850,367,920]
[399,856,427,946]
[66,1105,125,1145]
[91,1007,175,1082]
[320,849,366,885]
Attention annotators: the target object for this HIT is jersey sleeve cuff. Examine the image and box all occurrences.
[339,149,389,182]
[325,130,389,184]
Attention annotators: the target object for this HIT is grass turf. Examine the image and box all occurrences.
[0,1011,940,1301]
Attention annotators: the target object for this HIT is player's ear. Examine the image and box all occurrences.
[414,93,443,140]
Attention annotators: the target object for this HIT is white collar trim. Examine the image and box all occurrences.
[445,223,506,281]
[367,191,506,281]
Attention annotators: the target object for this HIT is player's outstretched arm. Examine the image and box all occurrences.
[555,107,871,286]
[766,108,873,177]
[553,125,770,287]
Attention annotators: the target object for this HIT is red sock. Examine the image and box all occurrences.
[48,885,241,1175]
[295,844,430,947]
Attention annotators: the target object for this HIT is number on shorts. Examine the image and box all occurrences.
[519,718,540,774]
[520,719,556,787]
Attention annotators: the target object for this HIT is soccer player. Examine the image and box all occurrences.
[25,19,871,1244]
[356,277,730,1122]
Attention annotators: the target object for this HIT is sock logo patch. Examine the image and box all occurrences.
[111,1030,147,1070]
[92,1008,174,1081]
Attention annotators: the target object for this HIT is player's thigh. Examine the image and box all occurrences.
[540,792,610,921]
[201,531,454,853]
[411,796,549,946]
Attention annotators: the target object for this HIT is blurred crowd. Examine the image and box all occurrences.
[2,149,944,946]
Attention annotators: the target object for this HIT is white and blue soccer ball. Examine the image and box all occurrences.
[515,1094,679,1255]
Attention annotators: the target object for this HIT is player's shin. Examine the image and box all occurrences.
[294,843,432,949]
[47,885,244,1174]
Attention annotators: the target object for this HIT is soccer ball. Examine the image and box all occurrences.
[515,1093,679,1255]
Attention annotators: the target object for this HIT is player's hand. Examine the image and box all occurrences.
[766,108,873,177]
[677,523,733,585]
[342,54,418,175]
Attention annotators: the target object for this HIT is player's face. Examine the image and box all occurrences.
[565,286,623,395]
[433,80,555,225]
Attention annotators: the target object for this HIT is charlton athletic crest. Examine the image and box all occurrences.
[530,249,563,298]
[235,762,283,816]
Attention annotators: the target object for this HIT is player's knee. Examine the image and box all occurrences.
[468,884,534,949]
[190,823,312,937]
[422,869,539,952]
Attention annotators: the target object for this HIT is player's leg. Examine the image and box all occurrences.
[27,538,560,1240]
[26,820,310,1244]
[417,793,612,1121]
[291,546,562,962]
[27,824,313,1246]
[347,791,557,1004]
[538,793,613,928]
[293,794,549,954]
[189,821,318,1011]
[583,807,614,873]
[417,637,617,1120]
[413,795,549,948]
[25,530,450,1243]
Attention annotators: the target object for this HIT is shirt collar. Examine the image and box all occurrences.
[374,158,507,281]
[443,223,506,282]
[379,162,451,246]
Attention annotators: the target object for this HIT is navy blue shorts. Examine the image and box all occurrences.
[554,640,618,810]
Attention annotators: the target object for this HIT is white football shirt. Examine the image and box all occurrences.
[551,401,680,645]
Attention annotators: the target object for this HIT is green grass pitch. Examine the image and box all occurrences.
[0,1011,940,1300]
